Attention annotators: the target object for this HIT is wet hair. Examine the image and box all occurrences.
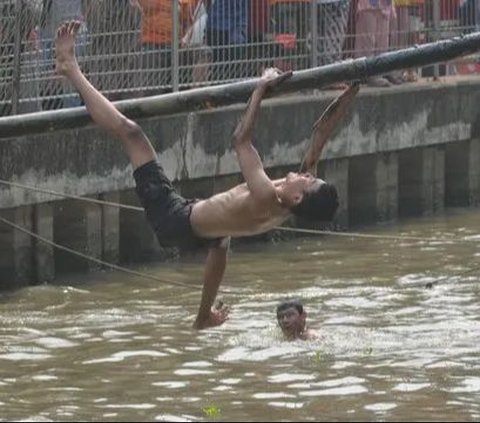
[276,299,304,319]
[291,182,339,222]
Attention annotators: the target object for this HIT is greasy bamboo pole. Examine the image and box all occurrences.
[1,32,480,139]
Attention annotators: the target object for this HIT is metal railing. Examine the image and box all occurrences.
[1,0,480,116]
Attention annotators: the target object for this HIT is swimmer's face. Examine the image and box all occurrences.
[277,306,306,339]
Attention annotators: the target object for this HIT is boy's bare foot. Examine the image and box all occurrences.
[55,20,82,76]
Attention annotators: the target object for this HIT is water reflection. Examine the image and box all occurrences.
[0,209,480,421]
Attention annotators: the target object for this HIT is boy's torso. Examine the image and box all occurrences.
[190,181,290,238]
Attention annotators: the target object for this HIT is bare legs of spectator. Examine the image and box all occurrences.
[402,5,421,83]
[191,47,212,84]
[388,5,412,84]
[355,9,391,87]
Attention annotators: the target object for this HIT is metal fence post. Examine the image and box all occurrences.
[311,0,318,68]
[11,0,23,115]
[172,0,180,92]
[433,0,440,79]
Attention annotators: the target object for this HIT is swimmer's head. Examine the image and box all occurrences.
[276,298,307,340]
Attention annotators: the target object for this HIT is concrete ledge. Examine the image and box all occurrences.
[1,77,480,288]
[1,77,480,210]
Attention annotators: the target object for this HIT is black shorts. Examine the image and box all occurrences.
[133,161,222,250]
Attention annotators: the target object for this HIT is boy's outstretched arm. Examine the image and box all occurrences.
[193,238,231,330]
[232,68,292,148]
[232,68,292,202]
[55,20,156,170]
[301,82,360,176]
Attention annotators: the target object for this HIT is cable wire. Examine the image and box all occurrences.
[0,215,229,293]
[1,178,478,244]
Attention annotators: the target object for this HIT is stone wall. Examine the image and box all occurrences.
[1,78,480,287]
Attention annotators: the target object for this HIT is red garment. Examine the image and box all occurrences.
[249,0,269,35]
[440,0,459,19]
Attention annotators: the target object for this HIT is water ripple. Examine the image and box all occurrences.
[0,210,480,421]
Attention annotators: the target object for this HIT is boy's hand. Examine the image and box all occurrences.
[257,68,293,92]
[193,301,230,330]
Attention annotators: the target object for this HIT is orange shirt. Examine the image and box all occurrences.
[138,0,172,45]
[138,0,197,45]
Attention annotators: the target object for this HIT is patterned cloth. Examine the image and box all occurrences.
[315,0,351,65]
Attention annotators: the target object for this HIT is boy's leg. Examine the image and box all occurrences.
[55,20,156,170]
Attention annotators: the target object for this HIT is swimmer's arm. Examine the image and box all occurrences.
[193,238,230,330]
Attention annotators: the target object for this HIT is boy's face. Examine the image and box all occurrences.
[277,306,306,339]
[281,172,324,206]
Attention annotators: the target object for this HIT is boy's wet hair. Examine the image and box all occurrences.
[276,298,304,318]
[291,182,339,222]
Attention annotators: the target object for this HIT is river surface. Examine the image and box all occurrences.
[1,208,480,422]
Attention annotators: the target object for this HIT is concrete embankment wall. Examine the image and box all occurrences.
[1,77,480,288]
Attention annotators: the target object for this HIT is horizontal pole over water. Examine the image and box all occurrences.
[2,32,480,139]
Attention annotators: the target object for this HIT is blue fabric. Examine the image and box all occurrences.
[206,0,249,44]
